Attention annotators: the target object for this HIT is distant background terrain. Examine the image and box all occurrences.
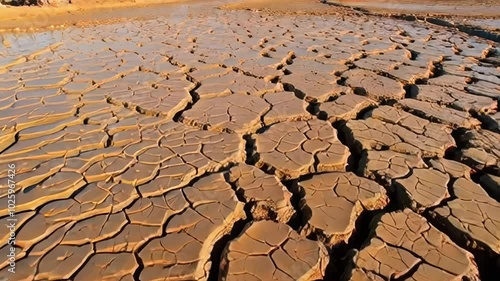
[0,0,499,31]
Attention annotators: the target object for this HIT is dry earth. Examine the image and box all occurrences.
[0,0,499,280]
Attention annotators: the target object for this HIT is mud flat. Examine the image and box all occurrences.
[0,0,499,280]
[330,0,500,17]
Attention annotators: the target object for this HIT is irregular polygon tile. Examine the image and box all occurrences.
[466,80,500,100]
[17,116,82,140]
[281,72,351,103]
[262,91,312,125]
[353,57,398,73]
[35,244,93,280]
[62,80,95,94]
[73,253,137,281]
[344,69,406,102]
[108,83,193,119]
[227,164,294,222]
[142,55,180,75]
[411,84,497,114]
[0,211,35,246]
[84,155,136,183]
[15,87,60,100]
[12,183,136,251]
[398,98,481,129]
[427,74,469,91]
[343,116,454,157]
[138,122,244,197]
[320,94,377,122]
[0,78,20,91]
[284,58,340,76]
[299,172,388,246]
[220,220,329,281]
[139,173,246,281]
[254,119,349,179]
[125,189,189,227]
[429,158,472,179]
[95,223,161,253]
[22,73,72,89]
[358,150,426,184]
[188,65,232,81]
[61,212,128,245]
[342,120,399,154]
[4,158,65,196]
[431,178,500,254]
[181,93,269,134]
[196,71,280,98]
[345,209,480,281]
[387,63,433,83]
[236,57,284,81]
[76,181,139,214]
[0,171,85,216]
[11,102,79,132]
[116,162,159,186]
[459,129,500,175]
[394,169,450,212]
[40,129,108,159]
[63,146,124,174]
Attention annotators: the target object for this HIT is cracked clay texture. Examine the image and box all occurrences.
[0,0,499,280]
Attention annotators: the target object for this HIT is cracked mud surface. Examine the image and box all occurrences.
[253,119,350,179]
[220,220,329,281]
[298,172,388,247]
[345,209,480,281]
[0,1,499,280]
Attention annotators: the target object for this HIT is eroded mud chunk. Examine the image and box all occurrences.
[138,121,245,197]
[106,76,195,118]
[429,158,472,179]
[220,220,329,281]
[345,209,480,281]
[431,178,500,254]
[320,94,377,122]
[299,172,388,246]
[263,91,312,125]
[343,107,455,157]
[458,129,500,175]
[394,169,450,212]
[254,119,350,179]
[344,69,406,101]
[139,173,246,280]
[196,71,280,98]
[227,164,294,222]
[73,253,137,281]
[281,62,351,103]
[358,150,426,183]
[398,98,481,129]
[181,93,270,134]
[410,84,497,114]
